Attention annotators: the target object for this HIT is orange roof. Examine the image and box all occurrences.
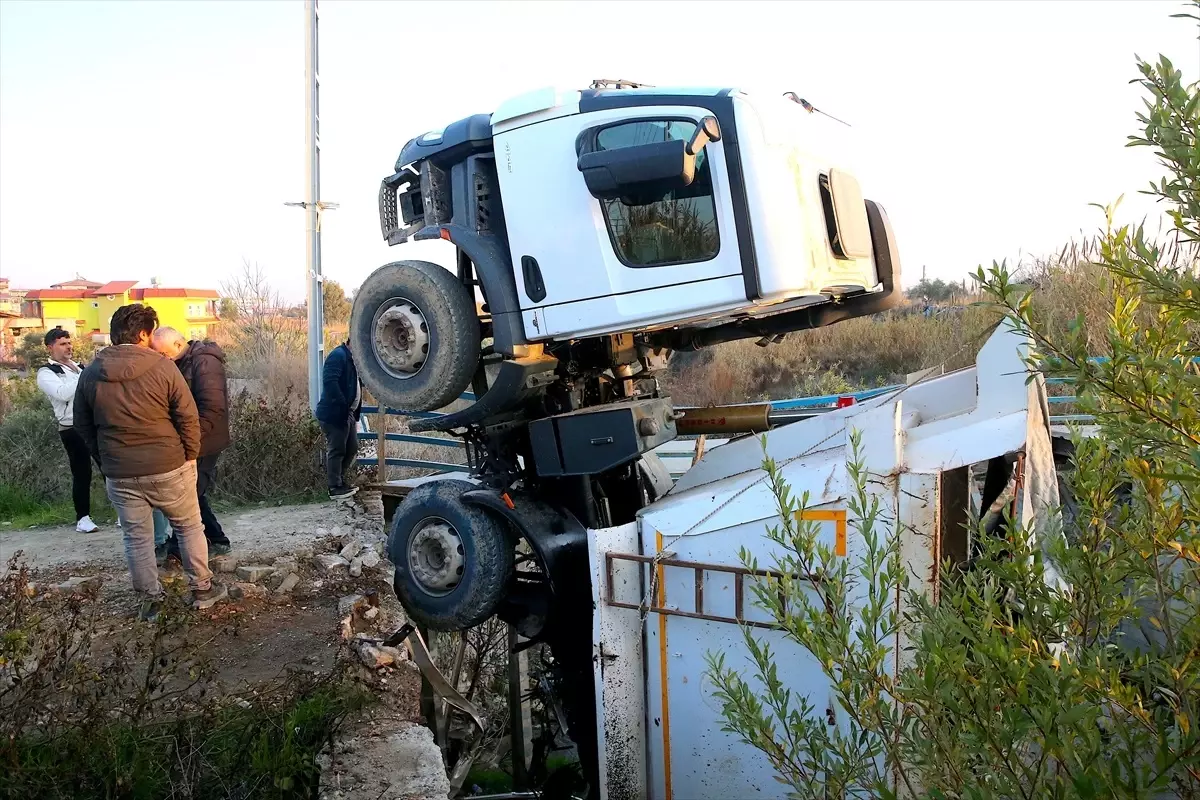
[132,288,219,300]
[91,281,139,296]
[25,289,90,299]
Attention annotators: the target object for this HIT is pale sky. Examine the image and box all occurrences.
[1,0,1197,302]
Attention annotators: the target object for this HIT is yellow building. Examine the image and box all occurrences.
[22,277,220,344]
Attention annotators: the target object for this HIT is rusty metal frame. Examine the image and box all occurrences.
[603,552,822,629]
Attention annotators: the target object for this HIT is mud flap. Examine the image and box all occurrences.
[410,350,558,433]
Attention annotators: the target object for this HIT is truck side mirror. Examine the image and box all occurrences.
[577,139,694,202]
[576,116,721,204]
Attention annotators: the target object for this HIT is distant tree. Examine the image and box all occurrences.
[218,297,239,321]
[14,332,47,370]
[322,280,351,324]
[218,259,306,368]
[905,277,957,304]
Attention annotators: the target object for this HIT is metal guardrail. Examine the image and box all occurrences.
[357,366,1100,478]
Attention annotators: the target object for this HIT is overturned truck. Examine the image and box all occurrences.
[352,81,1066,798]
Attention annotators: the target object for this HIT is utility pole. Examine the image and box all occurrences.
[286,0,337,412]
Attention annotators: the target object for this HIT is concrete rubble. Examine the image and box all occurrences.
[51,575,100,595]
[315,554,350,575]
[228,582,267,601]
[210,554,239,573]
[317,723,450,800]
[235,564,274,583]
[275,572,301,594]
[339,536,364,561]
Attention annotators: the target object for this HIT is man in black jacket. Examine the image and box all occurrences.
[152,327,233,555]
[315,340,362,499]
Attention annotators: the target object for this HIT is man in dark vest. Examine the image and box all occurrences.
[315,340,362,499]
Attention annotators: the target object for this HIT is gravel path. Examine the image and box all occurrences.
[1,494,385,572]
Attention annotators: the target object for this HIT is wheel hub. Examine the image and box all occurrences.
[373,299,430,379]
[407,518,465,596]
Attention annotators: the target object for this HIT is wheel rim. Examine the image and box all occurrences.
[407,516,465,596]
[371,297,430,380]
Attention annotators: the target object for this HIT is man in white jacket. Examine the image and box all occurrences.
[36,327,99,532]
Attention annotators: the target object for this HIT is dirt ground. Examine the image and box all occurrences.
[1,490,455,800]
[1,498,365,570]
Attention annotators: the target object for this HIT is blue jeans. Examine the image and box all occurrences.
[153,508,170,546]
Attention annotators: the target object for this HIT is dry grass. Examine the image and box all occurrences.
[662,232,1194,408]
[662,305,1001,407]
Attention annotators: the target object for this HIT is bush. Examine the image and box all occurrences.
[0,373,327,520]
[0,555,369,798]
[211,388,325,504]
[705,16,1199,798]
[0,407,71,505]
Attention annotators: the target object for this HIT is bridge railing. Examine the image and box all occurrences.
[356,367,1095,479]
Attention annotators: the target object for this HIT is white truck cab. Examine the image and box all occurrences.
[360,81,899,417]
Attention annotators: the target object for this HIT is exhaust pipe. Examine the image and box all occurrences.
[676,403,840,435]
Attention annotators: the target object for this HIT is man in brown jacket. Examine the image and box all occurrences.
[74,303,226,619]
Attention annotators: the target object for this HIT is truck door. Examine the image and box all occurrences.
[494,103,745,326]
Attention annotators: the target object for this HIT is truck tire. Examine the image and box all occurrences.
[350,260,480,412]
[389,479,514,631]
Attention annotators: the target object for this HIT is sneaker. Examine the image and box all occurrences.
[154,543,169,568]
[139,597,164,622]
[191,582,228,610]
[208,540,233,556]
[76,515,99,533]
[329,486,358,500]
[115,518,122,529]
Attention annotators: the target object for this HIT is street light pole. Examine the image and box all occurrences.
[303,0,323,413]
[287,0,336,412]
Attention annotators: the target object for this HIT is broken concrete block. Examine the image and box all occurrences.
[349,556,363,578]
[356,641,403,669]
[338,594,365,616]
[236,565,273,582]
[361,549,381,569]
[271,556,298,574]
[54,576,100,594]
[338,536,364,561]
[231,582,267,600]
[210,554,239,573]
[314,554,349,575]
[275,573,300,594]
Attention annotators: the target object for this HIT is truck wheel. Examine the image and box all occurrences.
[350,260,480,412]
[389,479,513,632]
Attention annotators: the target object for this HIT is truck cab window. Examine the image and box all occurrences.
[595,119,720,267]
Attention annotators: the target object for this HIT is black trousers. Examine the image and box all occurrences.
[319,416,359,491]
[195,453,228,544]
[165,452,228,551]
[58,427,92,521]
